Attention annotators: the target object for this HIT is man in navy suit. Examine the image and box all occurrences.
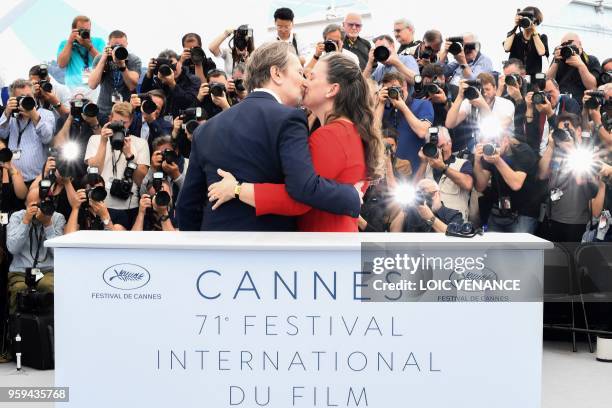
[176,42,361,231]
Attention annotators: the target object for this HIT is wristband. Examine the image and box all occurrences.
[158,214,170,222]
[125,154,135,162]
[313,54,320,60]
[118,65,127,72]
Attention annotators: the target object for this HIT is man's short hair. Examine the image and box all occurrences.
[245,42,293,92]
[206,69,227,81]
[182,33,202,47]
[152,135,173,150]
[382,72,405,86]
[394,18,414,30]
[421,63,444,78]
[601,57,612,69]
[477,72,496,88]
[556,112,581,129]
[233,62,246,76]
[71,15,90,29]
[274,7,294,21]
[381,127,399,142]
[546,78,560,90]
[9,79,31,97]
[373,34,394,45]
[28,65,45,78]
[158,49,179,60]
[423,29,442,44]
[503,58,525,71]
[108,30,127,41]
[323,24,343,39]
[147,89,166,108]
[111,101,133,118]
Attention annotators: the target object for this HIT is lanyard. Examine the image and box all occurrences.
[75,43,90,69]
[29,222,47,269]
[112,66,123,91]
[111,150,124,178]
[15,118,32,149]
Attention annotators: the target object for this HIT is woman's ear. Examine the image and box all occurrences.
[326,83,340,99]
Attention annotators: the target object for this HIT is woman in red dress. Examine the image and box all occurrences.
[207,53,384,231]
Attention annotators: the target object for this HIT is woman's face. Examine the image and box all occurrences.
[302,61,332,111]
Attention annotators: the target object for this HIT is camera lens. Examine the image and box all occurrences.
[518,16,532,29]
[159,65,173,77]
[483,144,496,156]
[448,42,463,56]
[79,29,90,40]
[532,92,547,105]
[373,46,390,63]
[112,46,128,61]
[210,83,226,97]
[82,102,99,117]
[234,79,246,92]
[41,81,53,93]
[190,47,205,64]
[162,149,178,165]
[424,84,439,95]
[89,186,108,202]
[324,40,337,53]
[560,46,574,60]
[388,87,399,100]
[422,143,439,158]
[19,96,36,111]
[504,75,517,86]
[0,147,13,163]
[464,86,479,100]
[552,128,572,143]
[108,121,126,150]
[185,120,199,134]
[39,200,55,216]
[142,99,157,115]
[154,191,171,207]
[601,71,611,85]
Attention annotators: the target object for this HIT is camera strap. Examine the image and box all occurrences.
[29,222,47,269]
[75,44,90,69]
[14,119,32,149]
[111,150,124,179]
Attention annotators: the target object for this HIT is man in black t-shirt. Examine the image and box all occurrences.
[546,33,600,107]
[474,133,540,233]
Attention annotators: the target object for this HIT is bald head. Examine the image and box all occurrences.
[343,13,363,40]
[561,32,583,50]
[417,178,439,193]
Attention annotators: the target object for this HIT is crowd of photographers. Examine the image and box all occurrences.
[0,7,611,319]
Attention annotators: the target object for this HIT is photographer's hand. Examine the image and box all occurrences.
[43,156,56,177]
[4,97,18,118]
[565,54,584,69]
[146,59,156,79]
[122,136,133,159]
[417,204,434,221]
[314,42,325,58]
[138,194,152,215]
[71,189,87,210]
[428,154,446,170]
[23,202,38,225]
[506,83,523,102]
[179,48,191,65]
[454,50,467,65]
[212,93,230,110]
[226,79,236,94]
[428,88,447,104]
[377,87,389,105]
[208,169,238,210]
[389,95,407,111]
[151,150,163,170]
[197,83,209,102]
[162,161,181,180]
[130,94,141,110]
[90,199,111,220]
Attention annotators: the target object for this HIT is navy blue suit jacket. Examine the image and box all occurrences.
[176,91,361,231]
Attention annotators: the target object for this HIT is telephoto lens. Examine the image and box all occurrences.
[324,40,337,53]
[17,96,37,111]
[185,120,199,134]
[0,147,13,163]
[446,37,464,55]
[82,101,99,117]
[88,186,108,202]
[483,143,497,156]
[210,83,226,97]
[190,47,205,64]
[234,79,246,92]
[373,46,390,63]
[112,45,129,61]
[154,191,171,207]
[504,73,521,87]
[463,80,481,101]
[162,149,178,165]
[158,64,173,77]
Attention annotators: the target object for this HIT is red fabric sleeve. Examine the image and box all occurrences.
[253,126,347,216]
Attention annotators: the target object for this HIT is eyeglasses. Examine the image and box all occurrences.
[346,23,362,28]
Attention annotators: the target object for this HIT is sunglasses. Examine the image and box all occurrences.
[346,23,362,28]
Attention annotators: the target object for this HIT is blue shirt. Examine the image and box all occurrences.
[445,52,494,86]
[371,54,419,84]
[383,98,434,169]
[57,38,106,89]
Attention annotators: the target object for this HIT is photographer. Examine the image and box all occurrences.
[394,18,417,56]
[56,15,105,91]
[413,30,443,70]
[390,179,464,233]
[375,72,433,170]
[272,7,306,65]
[503,6,549,76]
[30,155,77,221]
[84,102,150,229]
[537,113,600,242]
[446,73,515,150]
[140,135,188,204]
[414,127,474,220]
[0,80,55,183]
[197,70,234,119]
[589,163,612,242]
[28,64,70,118]
[581,83,612,146]
[342,13,371,70]
[547,33,601,106]
[525,78,581,153]
[64,171,116,233]
[88,30,142,123]
[0,139,28,214]
[474,131,539,233]
[181,33,218,83]
[306,24,360,72]
[141,50,201,118]
[6,186,65,315]
[363,35,418,86]
[441,33,494,86]
[415,63,458,126]
[231,63,249,102]
[208,26,254,75]
[132,178,176,231]
[128,90,172,152]
[497,59,529,140]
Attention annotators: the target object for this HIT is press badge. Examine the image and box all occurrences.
[82,67,92,85]
[550,188,563,202]
[111,91,123,104]
[0,213,8,225]
[596,210,611,241]
[33,268,44,283]
[12,149,22,160]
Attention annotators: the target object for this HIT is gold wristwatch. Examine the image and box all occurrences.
[234,182,242,199]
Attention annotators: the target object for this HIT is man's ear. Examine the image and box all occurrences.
[270,66,283,86]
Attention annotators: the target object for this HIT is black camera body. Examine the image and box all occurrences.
[517,11,535,29]
[153,58,176,76]
[324,40,337,53]
[373,46,390,63]
[110,161,137,200]
[387,86,403,100]
[446,36,464,55]
[108,121,127,151]
[38,179,55,216]
[162,149,178,165]
[13,95,36,117]
[584,90,605,110]
[0,147,13,163]
[422,127,440,159]
[234,78,246,92]
[210,82,226,97]
[189,46,205,64]
[559,41,580,61]
[504,73,522,87]
[78,28,90,40]
[419,46,437,62]
[179,107,202,122]
[532,91,549,105]
[464,79,482,100]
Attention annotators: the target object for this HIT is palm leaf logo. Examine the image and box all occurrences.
[109,269,144,282]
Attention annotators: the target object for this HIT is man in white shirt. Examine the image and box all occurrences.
[305,24,360,72]
[272,7,306,65]
[85,102,150,229]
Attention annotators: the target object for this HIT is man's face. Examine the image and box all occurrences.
[383,137,397,154]
[482,83,496,102]
[393,23,413,44]
[108,36,127,48]
[424,38,442,52]
[463,35,478,61]
[13,86,33,101]
[275,19,293,39]
[75,20,91,32]
[603,62,612,73]
[156,142,173,155]
[438,137,451,158]
[325,30,343,52]
[209,75,228,87]
[544,81,560,107]
[183,37,199,50]
[343,16,362,40]
[109,113,132,129]
[151,95,164,115]
[29,75,42,95]
[232,70,245,80]
[503,64,521,77]
[276,53,305,107]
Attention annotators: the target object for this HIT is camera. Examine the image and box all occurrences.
[135,93,157,115]
[324,40,337,53]
[373,46,390,63]
[464,79,482,100]
[446,36,464,55]
[38,179,55,216]
[422,127,440,159]
[384,142,394,156]
[0,147,13,163]
[13,95,36,117]
[517,11,535,29]
[161,148,178,165]
[78,28,90,40]
[423,83,441,96]
[504,73,521,87]
[179,107,203,122]
[419,46,436,62]
[532,91,548,105]
[87,185,107,202]
[151,172,171,207]
[533,72,546,90]
[559,41,580,61]
[552,124,574,144]
[108,121,127,150]
[70,98,98,118]
[414,190,433,207]
[483,143,497,156]
[602,71,611,85]
[185,120,199,134]
[210,82,226,98]
[17,268,53,313]
[39,80,53,93]
[110,161,137,200]
[189,46,205,64]
[111,45,128,61]
[584,90,605,110]
[233,25,253,51]
[387,86,403,100]
[234,78,246,93]
[153,58,176,76]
